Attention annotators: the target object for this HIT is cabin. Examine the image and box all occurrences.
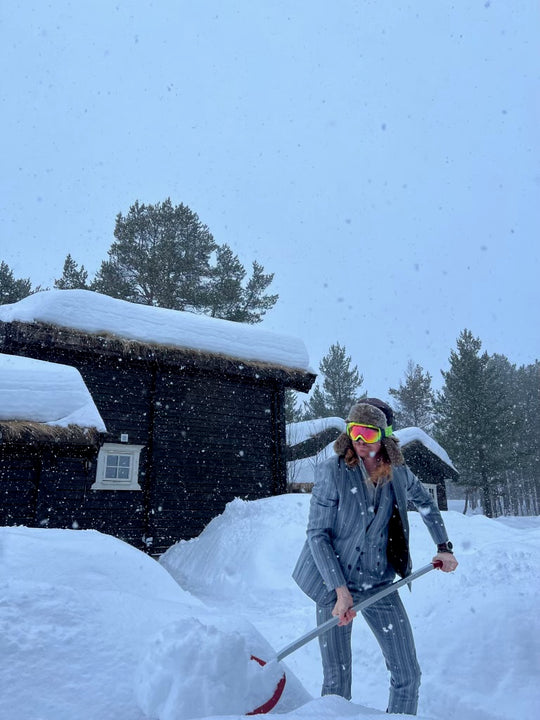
[0,290,316,554]
[286,419,458,509]
[396,427,459,510]
[0,353,106,528]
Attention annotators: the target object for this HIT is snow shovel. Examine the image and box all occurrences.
[248,559,443,715]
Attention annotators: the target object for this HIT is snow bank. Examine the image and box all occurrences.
[0,353,106,430]
[0,289,312,371]
[163,497,540,720]
[160,495,310,603]
[0,525,307,720]
[1,498,538,720]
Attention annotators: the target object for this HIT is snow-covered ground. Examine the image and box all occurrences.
[1,496,538,720]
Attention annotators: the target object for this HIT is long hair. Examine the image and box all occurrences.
[343,442,392,484]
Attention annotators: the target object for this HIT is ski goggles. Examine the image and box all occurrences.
[346,423,384,444]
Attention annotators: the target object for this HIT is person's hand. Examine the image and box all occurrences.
[332,586,357,626]
[433,552,458,572]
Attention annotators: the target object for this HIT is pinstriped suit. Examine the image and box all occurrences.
[292,455,450,714]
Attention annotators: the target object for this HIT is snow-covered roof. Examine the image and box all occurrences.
[0,290,312,373]
[0,353,106,431]
[286,417,345,446]
[395,426,456,471]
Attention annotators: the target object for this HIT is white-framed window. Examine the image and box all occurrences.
[92,443,144,491]
[423,482,439,508]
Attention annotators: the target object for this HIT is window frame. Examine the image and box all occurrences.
[92,443,144,491]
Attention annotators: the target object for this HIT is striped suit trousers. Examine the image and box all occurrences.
[316,589,421,715]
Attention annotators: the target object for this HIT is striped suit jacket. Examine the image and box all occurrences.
[292,455,449,606]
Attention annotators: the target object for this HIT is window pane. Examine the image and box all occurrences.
[118,456,131,467]
[105,467,118,479]
[106,455,118,467]
[117,467,130,479]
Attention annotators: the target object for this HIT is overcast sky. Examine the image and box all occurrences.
[2,0,539,398]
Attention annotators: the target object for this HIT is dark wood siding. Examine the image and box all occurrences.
[0,452,40,526]
[148,367,284,553]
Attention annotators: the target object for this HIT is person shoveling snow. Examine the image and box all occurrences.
[292,400,458,714]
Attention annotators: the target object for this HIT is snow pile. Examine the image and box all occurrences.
[0,522,308,720]
[0,353,106,430]
[0,289,312,372]
[0,497,539,720]
[160,495,309,603]
[135,619,284,719]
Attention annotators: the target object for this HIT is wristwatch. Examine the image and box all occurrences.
[437,541,454,554]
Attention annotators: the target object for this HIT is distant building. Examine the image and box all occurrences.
[0,290,315,553]
[286,420,458,508]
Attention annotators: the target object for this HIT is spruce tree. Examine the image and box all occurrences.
[0,261,32,304]
[285,390,304,423]
[433,329,511,517]
[496,357,540,515]
[234,260,278,324]
[54,254,89,289]
[304,343,364,419]
[389,360,435,431]
[205,247,278,323]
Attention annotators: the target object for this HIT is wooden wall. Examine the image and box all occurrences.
[149,367,285,552]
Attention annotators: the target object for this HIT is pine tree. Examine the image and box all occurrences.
[304,343,364,419]
[0,261,32,304]
[433,329,512,517]
[234,260,278,324]
[285,390,304,423]
[90,198,278,322]
[54,254,89,289]
[492,356,540,515]
[516,361,540,514]
[205,247,278,323]
[92,199,216,309]
[389,360,435,431]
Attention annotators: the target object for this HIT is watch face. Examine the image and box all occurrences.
[447,542,453,551]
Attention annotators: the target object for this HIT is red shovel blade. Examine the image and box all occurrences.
[247,655,286,715]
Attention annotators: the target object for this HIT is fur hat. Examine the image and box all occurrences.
[334,399,404,466]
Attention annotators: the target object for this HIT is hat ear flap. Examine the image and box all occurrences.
[334,432,351,457]
[382,436,404,466]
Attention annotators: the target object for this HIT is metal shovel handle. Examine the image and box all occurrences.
[276,560,442,662]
